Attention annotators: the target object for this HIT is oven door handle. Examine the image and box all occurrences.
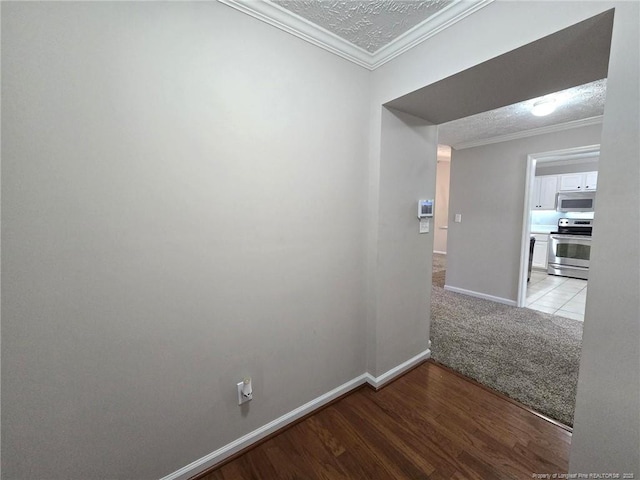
[550,235,592,241]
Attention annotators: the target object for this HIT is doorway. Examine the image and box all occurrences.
[433,145,452,256]
[380,10,614,429]
[517,144,600,319]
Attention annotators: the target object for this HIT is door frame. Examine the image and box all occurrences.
[516,144,600,308]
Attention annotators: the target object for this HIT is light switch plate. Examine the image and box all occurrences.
[454,214,462,223]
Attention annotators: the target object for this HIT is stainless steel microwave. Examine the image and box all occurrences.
[556,192,596,212]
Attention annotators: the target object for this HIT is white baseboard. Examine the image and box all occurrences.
[365,348,431,389]
[433,250,447,255]
[160,348,431,480]
[443,285,517,307]
[159,373,368,480]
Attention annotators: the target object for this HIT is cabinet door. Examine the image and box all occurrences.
[559,173,584,191]
[539,176,558,209]
[584,171,598,190]
[532,240,548,269]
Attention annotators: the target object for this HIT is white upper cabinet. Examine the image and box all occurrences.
[559,171,598,191]
[532,175,558,210]
[559,173,583,191]
[584,171,598,190]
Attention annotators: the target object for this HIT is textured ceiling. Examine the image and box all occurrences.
[230,2,610,148]
[270,0,454,53]
[438,79,607,148]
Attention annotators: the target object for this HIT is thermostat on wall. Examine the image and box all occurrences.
[418,199,434,218]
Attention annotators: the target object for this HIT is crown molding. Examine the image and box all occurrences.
[451,115,604,150]
[532,144,601,164]
[218,0,373,69]
[368,0,494,69]
[536,156,599,168]
[218,0,494,71]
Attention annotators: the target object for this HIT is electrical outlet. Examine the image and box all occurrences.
[237,377,253,405]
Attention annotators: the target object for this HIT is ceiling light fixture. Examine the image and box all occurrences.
[531,99,557,116]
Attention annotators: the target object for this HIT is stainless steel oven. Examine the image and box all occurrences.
[547,218,593,280]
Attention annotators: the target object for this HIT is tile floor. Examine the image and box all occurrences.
[526,270,587,321]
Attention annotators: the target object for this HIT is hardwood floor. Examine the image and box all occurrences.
[198,360,571,479]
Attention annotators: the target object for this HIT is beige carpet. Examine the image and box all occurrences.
[429,253,582,427]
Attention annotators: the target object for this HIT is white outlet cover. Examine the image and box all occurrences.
[237,381,252,405]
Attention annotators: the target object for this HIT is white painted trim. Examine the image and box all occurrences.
[368,0,494,69]
[365,348,431,389]
[452,116,603,150]
[443,285,517,307]
[535,156,598,168]
[218,0,373,70]
[530,144,601,163]
[159,374,368,480]
[517,154,537,308]
[433,250,447,255]
[160,348,431,480]
[219,0,493,71]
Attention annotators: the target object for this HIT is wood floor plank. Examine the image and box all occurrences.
[357,387,467,476]
[521,436,571,466]
[318,406,403,480]
[334,396,432,479]
[455,450,516,480]
[398,366,571,452]
[226,454,259,480]
[212,461,245,480]
[387,373,526,453]
[360,385,531,479]
[197,361,571,480]
[390,368,570,477]
[241,445,281,479]
[306,416,346,458]
[276,424,350,480]
[261,438,311,480]
[365,389,455,453]
[340,393,437,475]
[512,440,568,473]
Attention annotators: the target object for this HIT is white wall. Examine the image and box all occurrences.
[569,2,639,473]
[2,1,638,478]
[434,150,451,254]
[1,2,369,479]
[370,108,436,376]
[446,124,602,302]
